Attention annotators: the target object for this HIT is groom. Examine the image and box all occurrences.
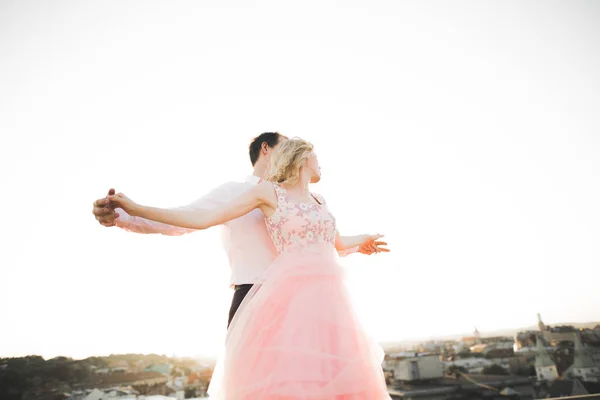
[92,132,389,326]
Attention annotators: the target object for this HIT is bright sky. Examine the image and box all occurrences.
[1,0,599,360]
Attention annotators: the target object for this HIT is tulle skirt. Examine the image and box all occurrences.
[208,243,391,399]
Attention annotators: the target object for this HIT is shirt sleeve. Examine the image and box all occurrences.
[114,182,237,235]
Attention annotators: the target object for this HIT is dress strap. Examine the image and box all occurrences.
[311,192,325,205]
[272,182,287,203]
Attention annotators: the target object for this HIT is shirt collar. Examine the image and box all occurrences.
[245,175,262,185]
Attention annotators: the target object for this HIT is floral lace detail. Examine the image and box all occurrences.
[266,183,337,254]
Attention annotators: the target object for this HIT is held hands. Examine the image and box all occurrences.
[358,234,390,255]
[92,188,120,227]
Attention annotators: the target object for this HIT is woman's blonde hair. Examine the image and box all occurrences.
[267,137,314,186]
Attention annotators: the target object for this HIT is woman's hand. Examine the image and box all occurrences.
[108,193,139,216]
[358,234,389,255]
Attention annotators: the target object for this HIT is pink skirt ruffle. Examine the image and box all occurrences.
[208,244,391,399]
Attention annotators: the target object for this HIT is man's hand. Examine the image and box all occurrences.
[92,188,120,227]
[358,239,390,255]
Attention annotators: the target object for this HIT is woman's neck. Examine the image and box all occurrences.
[287,171,311,197]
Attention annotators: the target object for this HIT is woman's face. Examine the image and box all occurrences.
[306,151,321,183]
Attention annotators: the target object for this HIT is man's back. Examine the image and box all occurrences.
[114,175,277,285]
[218,177,278,285]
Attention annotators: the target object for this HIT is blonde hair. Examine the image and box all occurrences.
[267,137,314,186]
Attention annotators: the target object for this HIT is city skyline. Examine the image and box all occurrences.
[2,315,598,360]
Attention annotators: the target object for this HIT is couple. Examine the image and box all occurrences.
[93,132,392,399]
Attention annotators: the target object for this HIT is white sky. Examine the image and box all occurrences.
[1,0,599,360]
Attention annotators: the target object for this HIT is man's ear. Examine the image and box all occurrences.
[261,141,270,155]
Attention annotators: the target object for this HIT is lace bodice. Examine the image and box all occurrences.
[265,183,337,254]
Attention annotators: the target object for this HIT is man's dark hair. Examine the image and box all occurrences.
[249,132,282,166]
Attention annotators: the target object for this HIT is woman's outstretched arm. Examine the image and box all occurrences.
[109,181,276,230]
[335,232,385,252]
[311,193,389,255]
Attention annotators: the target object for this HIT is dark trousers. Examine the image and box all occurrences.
[228,284,254,327]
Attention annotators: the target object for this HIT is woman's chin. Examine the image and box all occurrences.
[310,175,321,183]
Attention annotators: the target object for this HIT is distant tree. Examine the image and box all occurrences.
[71,364,91,382]
[0,369,27,394]
[83,357,108,368]
[515,365,536,377]
[184,387,197,398]
[481,364,509,376]
[458,351,471,358]
[171,368,184,378]
[49,364,71,381]
[48,356,72,363]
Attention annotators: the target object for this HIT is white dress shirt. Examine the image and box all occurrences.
[115,175,356,287]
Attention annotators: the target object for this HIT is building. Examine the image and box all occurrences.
[569,333,600,382]
[385,353,444,382]
[470,341,513,357]
[514,330,538,352]
[460,327,482,348]
[144,364,172,376]
[387,375,534,400]
[68,387,138,400]
[531,332,600,398]
[537,313,545,332]
[535,335,559,382]
[444,358,494,375]
[537,313,580,345]
[535,378,600,399]
[582,327,600,346]
[417,340,444,354]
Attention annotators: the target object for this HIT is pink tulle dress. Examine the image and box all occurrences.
[208,183,391,399]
